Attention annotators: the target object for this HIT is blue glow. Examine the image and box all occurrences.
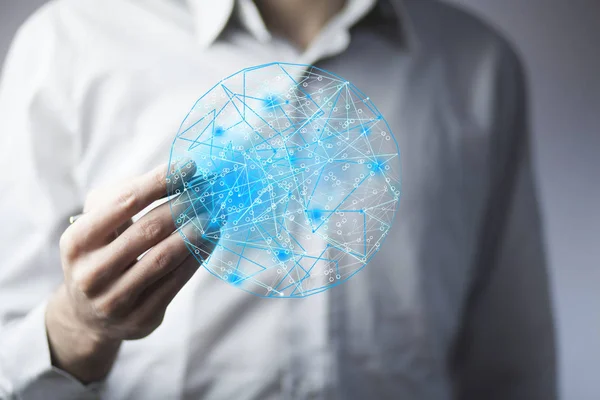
[168,62,402,298]
[214,126,225,136]
[308,209,323,222]
[276,250,291,262]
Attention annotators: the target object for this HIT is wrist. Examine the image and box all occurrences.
[45,285,122,383]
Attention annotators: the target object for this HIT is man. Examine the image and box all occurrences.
[0,0,556,398]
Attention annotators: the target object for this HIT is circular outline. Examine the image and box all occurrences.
[168,62,402,298]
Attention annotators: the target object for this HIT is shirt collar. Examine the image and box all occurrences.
[185,0,416,51]
[185,0,235,48]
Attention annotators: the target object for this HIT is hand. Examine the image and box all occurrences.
[45,161,218,383]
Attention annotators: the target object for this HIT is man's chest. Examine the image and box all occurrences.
[76,38,492,399]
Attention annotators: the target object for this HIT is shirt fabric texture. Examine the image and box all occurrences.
[0,0,556,399]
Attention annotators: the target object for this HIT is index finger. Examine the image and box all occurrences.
[71,160,197,248]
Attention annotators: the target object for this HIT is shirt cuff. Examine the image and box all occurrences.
[0,301,104,399]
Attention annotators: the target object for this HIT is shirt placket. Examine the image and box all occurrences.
[279,68,343,400]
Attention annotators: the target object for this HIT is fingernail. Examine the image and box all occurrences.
[170,158,196,174]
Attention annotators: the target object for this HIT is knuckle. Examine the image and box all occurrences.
[138,218,165,242]
[94,297,122,319]
[71,270,95,296]
[116,188,139,213]
[59,229,80,261]
[150,249,171,271]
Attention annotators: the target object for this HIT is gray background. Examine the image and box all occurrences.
[0,0,598,399]
[444,2,599,399]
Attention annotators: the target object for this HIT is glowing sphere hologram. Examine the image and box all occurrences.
[167,62,401,298]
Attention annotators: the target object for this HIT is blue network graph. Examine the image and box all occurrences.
[168,63,401,297]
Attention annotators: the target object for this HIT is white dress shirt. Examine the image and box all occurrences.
[0,0,556,399]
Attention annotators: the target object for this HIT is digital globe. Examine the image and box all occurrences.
[168,62,401,298]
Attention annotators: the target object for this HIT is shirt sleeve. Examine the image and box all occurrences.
[449,43,558,399]
[0,5,101,399]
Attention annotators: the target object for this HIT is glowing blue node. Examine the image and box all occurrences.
[276,250,291,262]
[168,62,401,298]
